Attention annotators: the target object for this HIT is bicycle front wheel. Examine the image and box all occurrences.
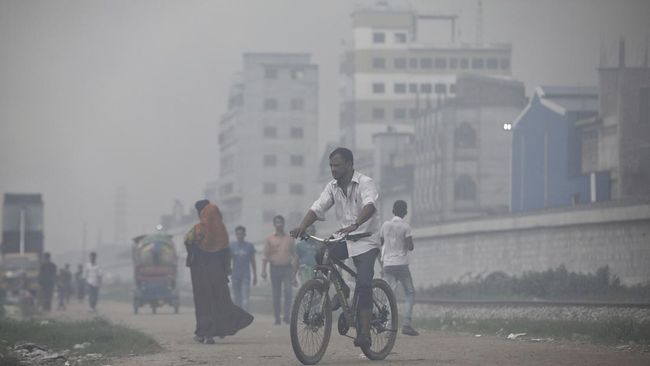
[362,278,398,360]
[290,279,332,365]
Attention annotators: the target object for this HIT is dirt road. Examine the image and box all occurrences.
[57,301,649,366]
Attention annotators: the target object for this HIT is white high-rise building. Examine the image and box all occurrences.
[217,53,319,242]
[340,3,512,154]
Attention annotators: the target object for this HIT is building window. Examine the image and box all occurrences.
[409,58,418,69]
[265,67,278,79]
[394,58,407,69]
[289,184,304,195]
[290,154,304,166]
[372,58,386,69]
[486,58,499,69]
[220,182,233,195]
[291,98,304,110]
[500,58,510,70]
[434,57,448,69]
[409,108,419,119]
[263,154,277,166]
[460,58,469,69]
[394,108,407,120]
[420,58,433,69]
[372,108,385,120]
[264,98,278,110]
[472,58,485,69]
[263,126,277,138]
[420,83,432,94]
[373,32,385,43]
[640,87,650,123]
[394,32,407,44]
[450,84,457,94]
[409,83,418,93]
[454,122,477,148]
[449,58,458,69]
[291,68,305,80]
[263,210,276,222]
[290,127,304,138]
[435,83,447,94]
[394,83,407,94]
[454,175,476,201]
[263,183,277,194]
[372,83,385,94]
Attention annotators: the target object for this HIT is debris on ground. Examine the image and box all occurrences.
[506,332,527,340]
[13,342,67,364]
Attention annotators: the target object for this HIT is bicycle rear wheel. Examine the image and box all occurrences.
[361,278,398,360]
[290,279,332,365]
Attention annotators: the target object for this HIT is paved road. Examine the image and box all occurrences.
[59,301,650,366]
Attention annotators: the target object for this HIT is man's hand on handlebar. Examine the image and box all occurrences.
[336,224,358,236]
[290,227,305,239]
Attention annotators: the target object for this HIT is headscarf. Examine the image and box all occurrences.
[193,203,229,252]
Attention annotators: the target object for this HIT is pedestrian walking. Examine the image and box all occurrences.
[84,252,102,312]
[261,215,295,325]
[74,264,85,303]
[380,200,419,336]
[185,199,253,344]
[38,252,57,312]
[56,264,72,310]
[229,226,257,312]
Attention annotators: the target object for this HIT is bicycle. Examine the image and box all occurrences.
[289,232,398,365]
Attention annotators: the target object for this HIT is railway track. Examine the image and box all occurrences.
[413,298,650,308]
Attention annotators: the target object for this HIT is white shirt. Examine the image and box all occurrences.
[380,216,412,266]
[310,171,380,257]
[84,262,103,287]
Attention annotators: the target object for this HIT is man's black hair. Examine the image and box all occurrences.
[273,215,285,223]
[235,225,246,232]
[393,200,407,216]
[329,147,354,164]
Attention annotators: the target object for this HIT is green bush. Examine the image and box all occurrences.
[421,265,650,301]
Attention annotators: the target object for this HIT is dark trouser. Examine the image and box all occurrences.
[88,285,99,310]
[270,264,292,323]
[327,243,379,311]
[41,285,54,311]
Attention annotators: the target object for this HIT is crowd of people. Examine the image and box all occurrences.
[185,147,420,347]
[35,251,103,313]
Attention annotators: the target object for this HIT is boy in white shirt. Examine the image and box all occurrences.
[380,200,419,336]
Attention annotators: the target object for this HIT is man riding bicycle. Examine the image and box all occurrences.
[290,147,380,349]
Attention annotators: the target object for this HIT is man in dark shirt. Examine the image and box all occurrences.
[38,252,57,312]
[229,226,257,312]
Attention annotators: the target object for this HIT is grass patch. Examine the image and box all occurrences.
[414,316,650,344]
[0,317,161,357]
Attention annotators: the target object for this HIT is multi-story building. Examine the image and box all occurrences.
[578,42,650,201]
[339,3,513,156]
[218,53,318,242]
[414,73,526,225]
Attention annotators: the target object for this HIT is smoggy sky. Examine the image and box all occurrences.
[1,0,649,255]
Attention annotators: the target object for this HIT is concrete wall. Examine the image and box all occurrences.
[410,202,650,288]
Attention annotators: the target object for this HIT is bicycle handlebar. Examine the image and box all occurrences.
[302,232,372,244]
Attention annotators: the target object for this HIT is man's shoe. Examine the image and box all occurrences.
[193,335,205,344]
[353,334,371,348]
[204,337,215,344]
[401,325,419,336]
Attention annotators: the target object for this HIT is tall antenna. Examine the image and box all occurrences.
[476,0,483,45]
[114,186,127,245]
